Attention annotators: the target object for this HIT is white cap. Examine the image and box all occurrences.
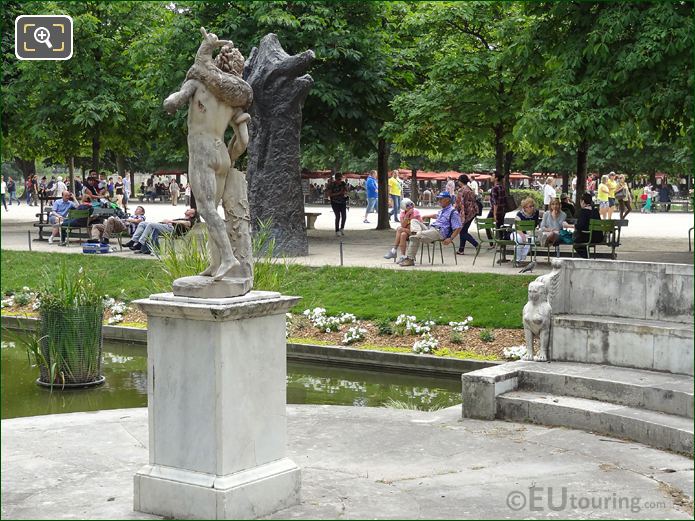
[57,176,63,182]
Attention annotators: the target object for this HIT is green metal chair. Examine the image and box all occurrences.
[420,237,458,266]
[587,219,619,259]
[512,220,538,265]
[62,209,92,246]
[472,218,495,266]
[491,224,515,267]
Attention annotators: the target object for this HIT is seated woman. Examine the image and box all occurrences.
[574,192,604,258]
[383,198,422,262]
[512,197,540,262]
[540,198,573,254]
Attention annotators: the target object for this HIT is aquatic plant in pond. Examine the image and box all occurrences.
[36,264,105,387]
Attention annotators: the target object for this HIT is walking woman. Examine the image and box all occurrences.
[114,175,125,209]
[326,173,349,236]
[615,174,631,220]
[596,175,610,219]
[169,178,180,206]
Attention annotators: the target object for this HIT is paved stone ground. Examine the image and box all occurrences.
[1,202,692,274]
[1,406,692,520]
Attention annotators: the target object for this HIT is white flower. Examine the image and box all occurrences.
[449,316,474,333]
[337,312,357,324]
[107,314,124,325]
[342,326,367,345]
[412,333,439,354]
[22,286,30,292]
[110,302,128,314]
[503,345,528,360]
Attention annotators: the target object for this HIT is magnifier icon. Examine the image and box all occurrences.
[33,26,53,49]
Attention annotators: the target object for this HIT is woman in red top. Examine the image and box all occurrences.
[455,174,480,254]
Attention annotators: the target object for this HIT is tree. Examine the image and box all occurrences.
[386,2,529,185]
[516,2,693,205]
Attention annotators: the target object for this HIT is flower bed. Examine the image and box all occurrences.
[290,308,524,360]
[3,297,524,361]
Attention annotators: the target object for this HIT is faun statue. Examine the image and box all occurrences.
[163,27,253,286]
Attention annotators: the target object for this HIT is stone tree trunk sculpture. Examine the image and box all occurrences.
[244,34,315,256]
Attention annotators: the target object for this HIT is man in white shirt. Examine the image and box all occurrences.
[468,177,479,196]
[1,178,7,211]
[54,176,68,196]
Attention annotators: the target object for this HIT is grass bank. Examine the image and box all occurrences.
[1,250,533,328]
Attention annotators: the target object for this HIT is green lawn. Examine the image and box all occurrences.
[1,250,533,328]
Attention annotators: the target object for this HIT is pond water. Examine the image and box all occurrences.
[1,338,461,419]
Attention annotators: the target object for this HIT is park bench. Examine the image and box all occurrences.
[139,192,166,203]
[32,196,61,241]
[542,218,627,261]
[304,212,321,230]
[658,199,691,212]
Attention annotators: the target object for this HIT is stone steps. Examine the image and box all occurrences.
[518,362,694,418]
[497,390,694,455]
[551,314,694,375]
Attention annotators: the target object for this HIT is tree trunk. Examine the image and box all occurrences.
[13,158,36,180]
[91,131,100,172]
[561,171,569,195]
[245,33,315,256]
[504,150,514,190]
[376,138,390,230]
[68,157,75,191]
[649,170,657,187]
[410,168,418,206]
[494,126,505,179]
[130,171,136,200]
[116,154,125,177]
[575,138,589,207]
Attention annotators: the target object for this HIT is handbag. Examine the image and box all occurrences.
[559,229,574,244]
[615,187,626,200]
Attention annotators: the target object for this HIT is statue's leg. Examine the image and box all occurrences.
[521,326,534,360]
[188,137,239,280]
[221,167,253,281]
[536,329,550,362]
[198,170,226,277]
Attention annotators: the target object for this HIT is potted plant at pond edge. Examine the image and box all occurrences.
[32,264,106,388]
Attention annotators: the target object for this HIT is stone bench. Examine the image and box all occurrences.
[541,259,694,375]
[304,212,321,230]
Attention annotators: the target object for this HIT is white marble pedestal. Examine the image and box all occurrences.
[132,291,301,519]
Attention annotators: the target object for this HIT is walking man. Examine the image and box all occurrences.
[364,170,378,223]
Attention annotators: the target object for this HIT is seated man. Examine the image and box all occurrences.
[90,205,146,245]
[399,191,461,267]
[124,208,198,255]
[560,193,576,219]
[48,191,78,244]
[59,194,94,245]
